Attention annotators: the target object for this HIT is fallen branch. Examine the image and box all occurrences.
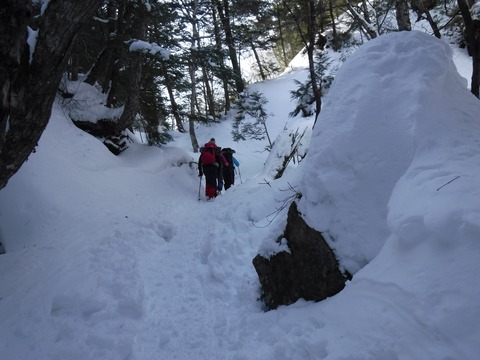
[252,183,301,228]
[436,175,460,191]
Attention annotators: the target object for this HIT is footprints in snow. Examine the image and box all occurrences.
[47,218,176,359]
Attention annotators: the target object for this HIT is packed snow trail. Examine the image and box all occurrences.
[0,97,295,359]
[76,170,263,358]
[127,191,263,359]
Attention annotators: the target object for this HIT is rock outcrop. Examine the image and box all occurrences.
[253,201,348,310]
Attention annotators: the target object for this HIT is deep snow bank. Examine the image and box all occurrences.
[298,30,480,274]
[293,30,480,358]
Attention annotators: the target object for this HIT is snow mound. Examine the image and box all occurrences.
[299,30,480,273]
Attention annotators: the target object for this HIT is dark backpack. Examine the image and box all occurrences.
[200,143,216,165]
[222,148,235,167]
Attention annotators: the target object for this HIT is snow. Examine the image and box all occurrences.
[64,80,124,123]
[1,30,480,359]
[34,0,51,16]
[27,27,38,64]
[128,40,170,59]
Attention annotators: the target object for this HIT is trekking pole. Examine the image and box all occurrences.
[198,175,202,200]
[238,166,243,183]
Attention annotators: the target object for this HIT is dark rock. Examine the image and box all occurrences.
[72,119,118,138]
[253,201,348,310]
[72,119,130,155]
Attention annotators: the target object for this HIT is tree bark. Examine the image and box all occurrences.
[213,0,245,94]
[457,0,480,98]
[251,43,266,80]
[0,0,31,154]
[189,115,200,153]
[202,66,216,118]
[275,5,289,67]
[0,0,104,190]
[282,0,322,123]
[411,0,441,38]
[117,54,142,132]
[164,74,185,133]
[306,0,322,123]
[115,2,148,133]
[188,59,200,153]
[212,5,230,112]
[85,1,122,93]
[328,0,337,44]
[85,47,112,87]
[395,0,412,31]
[424,11,442,39]
[69,48,80,81]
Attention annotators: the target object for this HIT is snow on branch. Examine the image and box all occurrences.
[128,40,170,59]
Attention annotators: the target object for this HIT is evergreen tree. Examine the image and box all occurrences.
[271,1,305,68]
[212,0,245,94]
[148,0,189,134]
[232,90,272,150]
[67,0,180,152]
[232,0,280,81]
[290,52,333,118]
[279,0,323,122]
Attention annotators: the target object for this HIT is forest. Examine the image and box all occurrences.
[1,0,479,191]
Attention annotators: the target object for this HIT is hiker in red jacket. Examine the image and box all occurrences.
[198,138,229,199]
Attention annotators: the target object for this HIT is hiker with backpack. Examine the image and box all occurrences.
[221,148,239,190]
[215,145,230,195]
[198,138,229,199]
[215,146,225,195]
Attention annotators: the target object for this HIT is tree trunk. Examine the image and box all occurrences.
[223,80,231,113]
[85,47,112,87]
[212,5,230,113]
[251,43,267,80]
[275,6,289,67]
[188,52,199,152]
[165,80,185,132]
[457,0,480,98]
[328,0,337,44]
[395,0,412,31]
[0,0,31,155]
[189,116,200,153]
[202,66,216,118]
[115,3,148,133]
[282,0,322,123]
[411,0,441,39]
[116,55,142,132]
[425,11,442,38]
[189,60,200,153]
[191,1,215,119]
[161,61,185,133]
[213,0,244,94]
[85,1,121,93]
[166,81,185,133]
[106,60,123,107]
[306,0,322,123]
[187,0,201,152]
[0,0,104,190]
[69,49,79,81]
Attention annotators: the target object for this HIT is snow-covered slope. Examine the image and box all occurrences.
[0,30,479,359]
